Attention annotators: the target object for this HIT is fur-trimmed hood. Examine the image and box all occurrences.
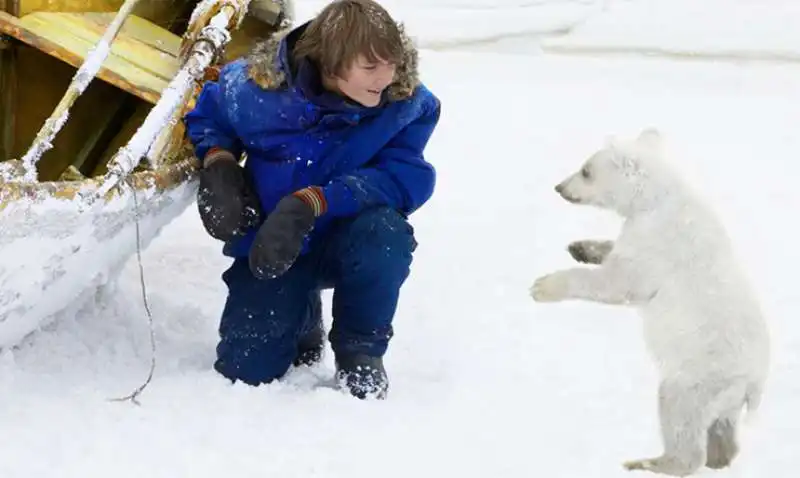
[244,21,420,102]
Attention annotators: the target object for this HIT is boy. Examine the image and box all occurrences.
[183,0,440,399]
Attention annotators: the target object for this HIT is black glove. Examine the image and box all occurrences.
[197,151,261,241]
[248,187,325,280]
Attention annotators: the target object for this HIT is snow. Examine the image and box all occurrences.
[16,108,70,182]
[295,0,605,48]
[2,0,800,477]
[540,0,800,61]
[0,181,196,349]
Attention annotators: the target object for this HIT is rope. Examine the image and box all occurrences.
[108,179,157,406]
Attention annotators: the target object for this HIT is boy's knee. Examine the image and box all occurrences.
[214,259,313,386]
[214,308,306,385]
[338,207,418,272]
[215,302,297,384]
[215,335,295,386]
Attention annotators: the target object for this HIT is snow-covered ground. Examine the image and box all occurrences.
[2,1,800,477]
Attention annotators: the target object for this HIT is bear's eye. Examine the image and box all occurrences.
[581,166,591,180]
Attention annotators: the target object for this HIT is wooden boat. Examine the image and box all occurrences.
[0,0,293,348]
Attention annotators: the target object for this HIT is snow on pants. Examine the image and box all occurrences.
[213,207,418,386]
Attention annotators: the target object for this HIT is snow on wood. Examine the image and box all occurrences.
[90,3,250,203]
[16,0,145,182]
[0,180,196,349]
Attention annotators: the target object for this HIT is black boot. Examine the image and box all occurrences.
[335,354,388,400]
[293,292,324,367]
[293,319,325,367]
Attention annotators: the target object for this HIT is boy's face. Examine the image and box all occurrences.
[329,54,396,107]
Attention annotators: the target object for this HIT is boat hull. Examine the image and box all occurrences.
[0,157,199,348]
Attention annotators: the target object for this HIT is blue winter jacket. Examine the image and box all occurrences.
[183,22,440,258]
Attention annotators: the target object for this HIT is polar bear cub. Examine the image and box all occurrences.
[530,129,771,476]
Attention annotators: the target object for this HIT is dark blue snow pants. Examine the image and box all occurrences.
[213,207,418,386]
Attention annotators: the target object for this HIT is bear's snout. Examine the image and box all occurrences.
[555,180,581,203]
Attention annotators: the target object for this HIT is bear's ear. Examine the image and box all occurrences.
[603,134,625,153]
[636,127,664,151]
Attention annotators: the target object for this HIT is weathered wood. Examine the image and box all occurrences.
[185,0,284,62]
[91,0,253,200]
[0,10,180,104]
[0,0,19,161]
[12,46,131,181]
[146,87,192,167]
[18,0,182,26]
[179,0,249,62]
[0,146,198,212]
[18,0,119,16]
[70,96,130,173]
[249,0,282,24]
[17,0,145,181]
[5,0,18,16]
[0,38,16,161]
[86,99,150,177]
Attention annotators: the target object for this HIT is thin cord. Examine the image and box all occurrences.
[109,179,157,406]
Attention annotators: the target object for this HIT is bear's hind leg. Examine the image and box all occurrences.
[706,406,742,469]
[623,380,710,476]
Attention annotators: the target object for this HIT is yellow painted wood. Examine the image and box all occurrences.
[18,0,183,26]
[0,10,181,103]
[18,0,121,17]
[11,46,134,180]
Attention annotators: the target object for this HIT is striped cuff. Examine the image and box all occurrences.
[292,186,327,217]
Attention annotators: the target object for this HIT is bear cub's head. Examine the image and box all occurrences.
[554,128,667,216]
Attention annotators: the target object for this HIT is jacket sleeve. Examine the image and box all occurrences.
[183,68,243,163]
[321,94,440,217]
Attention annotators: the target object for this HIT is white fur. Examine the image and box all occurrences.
[530,128,771,476]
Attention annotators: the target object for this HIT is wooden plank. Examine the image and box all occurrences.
[21,12,179,81]
[0,151,198,213]
[18,0,120,17]
[54,12,180,58]
[0,0,19,161]
[70,94,129,173]
[249,0,282,24]
[82,12,179,55]
[19,0,188,30]
[0,10,180,104]
[0,40,17,161]
[11,46,134,180]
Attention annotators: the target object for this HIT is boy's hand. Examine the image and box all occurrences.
[248,187,326,280]
[197,149,262,241]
